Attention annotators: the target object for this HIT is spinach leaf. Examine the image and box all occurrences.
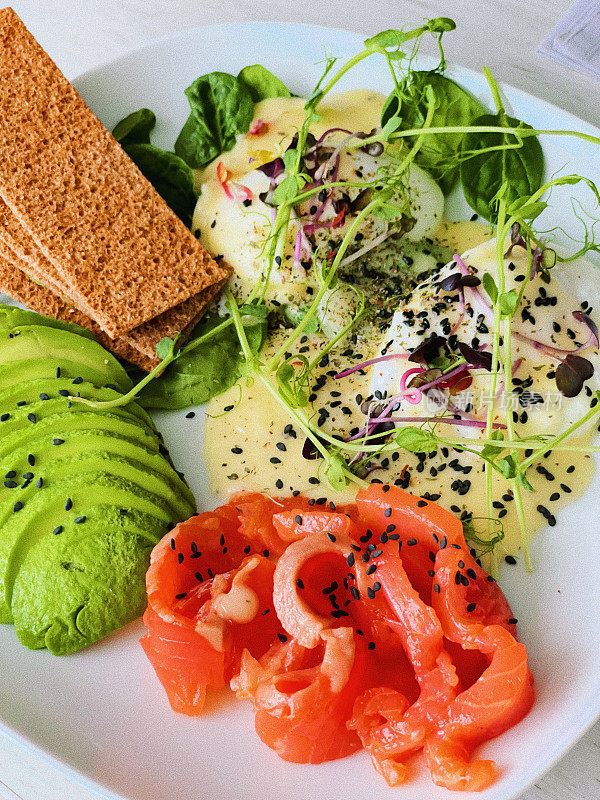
[112,108,156,145]
[112,110,197,225]
[383,72,485,193]
[174,72,255,169]
[138,313,267,410]
[237,65,291,102]
[459,113,544,222]
[123,143,197,227]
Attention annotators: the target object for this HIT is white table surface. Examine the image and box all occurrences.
[1,1,600,798]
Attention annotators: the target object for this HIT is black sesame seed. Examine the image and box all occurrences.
[64,498,72,511]
[296,578,304,589]
[350,586,360,600]
[327,532,336,542]
[74,516,86,524]
[560,483,572,494]
[0,414,9,422]
[407,538,417,546]
[295,515,303,525]
[416,499,427,507]
[177,553,184,564]
[175,592,187,600]
[505,555,517,565]
[368,641,376,651]
[508,617,518,625]
[3,480,16,488]
[51,438,65,446]
[263,549,270,558]
[27,413,36,424]
[185,412,196,419]
[270,457,281,464]
[384,507,392,517]
[275,479,284,489]
[72,377,83,385]
[346,553,355,567]
[53,526,63,535]
[367,587,375,599]
[466,602,477,612]
[277,633,288,643]
[433,583,440,593]
[13,501,23,512]
[244,545,251,554]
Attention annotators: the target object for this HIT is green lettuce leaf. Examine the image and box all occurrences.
[138,314,267,409]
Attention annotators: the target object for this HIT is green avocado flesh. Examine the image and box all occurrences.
[0,307,197,654]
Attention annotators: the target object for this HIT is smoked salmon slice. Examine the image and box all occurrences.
[140,483,534,789]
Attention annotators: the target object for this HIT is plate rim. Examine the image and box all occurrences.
[2,18,600,800]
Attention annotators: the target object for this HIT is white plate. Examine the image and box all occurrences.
[1,21,600,800]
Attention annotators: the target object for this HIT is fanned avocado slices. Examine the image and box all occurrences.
[0,306,197,653]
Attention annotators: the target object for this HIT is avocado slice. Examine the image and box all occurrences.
[0,379,153,427]
[11,505,169,654]
[0,405,162,459]
[0,472,187,621]
[0,305,97,341]
[0,436,196,529]
[0,309,198,654]
[0,326,132,392]
[0,358,130,393]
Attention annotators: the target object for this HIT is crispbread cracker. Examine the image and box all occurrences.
[0,258,158,371]
[0,258,227,371]
[0,8,230,337]
[0,195,231,358]
[120,281,226,358]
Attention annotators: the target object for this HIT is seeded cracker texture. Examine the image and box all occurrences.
[0,256,158,370]
[0,196,231,361]
[0,8,230,338]
[0,255,228,370]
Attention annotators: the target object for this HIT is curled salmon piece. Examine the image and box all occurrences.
[231,626,365,763]
[141,486,534,791]
[141,507,281,715]
[272,522,358,648]
[423,545,534,790]
[349,543,459,779]
[234,493,316,557]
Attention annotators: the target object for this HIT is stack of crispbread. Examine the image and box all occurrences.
[0,8,231,371]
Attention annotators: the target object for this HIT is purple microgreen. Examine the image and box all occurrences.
[573,310,599,349]
[407,334,448,365]
[457,342,493,371]
[437,272,482,293]
[555,353,595,398]
[258,157,284,181]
